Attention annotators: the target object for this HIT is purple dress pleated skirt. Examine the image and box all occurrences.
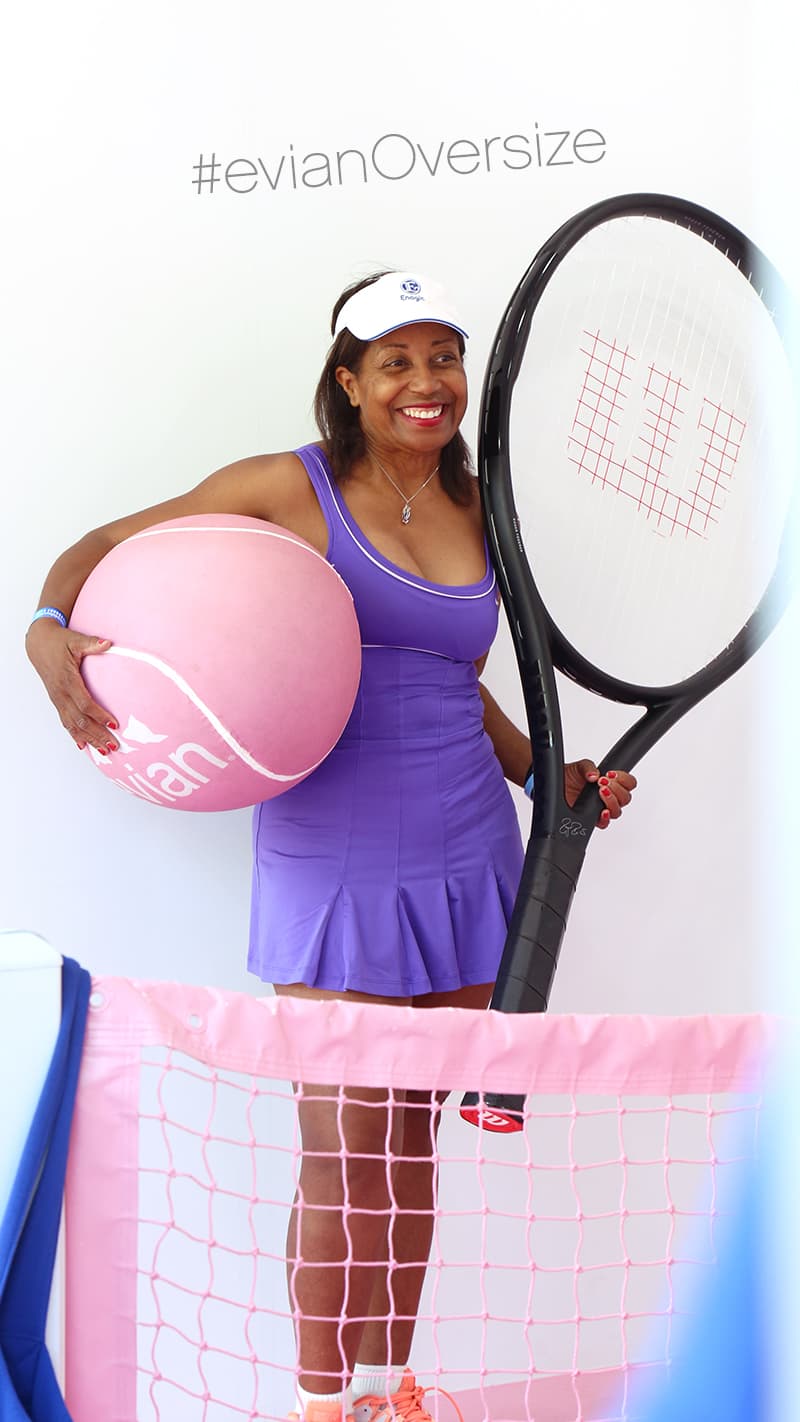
[247,445,524,997]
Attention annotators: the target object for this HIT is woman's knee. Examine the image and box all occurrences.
[297,1084,404,1155]
[399,1090,447,1157]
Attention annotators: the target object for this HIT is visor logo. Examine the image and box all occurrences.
[401,279,421,295]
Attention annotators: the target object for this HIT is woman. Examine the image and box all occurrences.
[26,271,636,1422]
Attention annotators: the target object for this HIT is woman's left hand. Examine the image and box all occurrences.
[564,760,637,829]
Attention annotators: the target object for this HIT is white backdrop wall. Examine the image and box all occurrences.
[3,0,796,1012]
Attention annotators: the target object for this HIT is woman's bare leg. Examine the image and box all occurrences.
[356,983,494,1370]
[354,1086,445,1369]
[275,985,411,1394]
[286,1080,406,1391]
[275,981,492,1391]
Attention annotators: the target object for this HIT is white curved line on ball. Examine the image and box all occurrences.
[104,646,331,782]
[128,524,333,567]
[126,524,354,598]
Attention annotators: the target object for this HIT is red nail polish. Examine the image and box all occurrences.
[607,770,618,779]
[76,741,86,751]
[106,743,117,753]
[107,721,118,731]
[600,787,610,797]
[599,777,609,786]
[98,746,109,756]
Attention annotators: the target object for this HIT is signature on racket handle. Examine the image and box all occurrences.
[459,830,589,1132]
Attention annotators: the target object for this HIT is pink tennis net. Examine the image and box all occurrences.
[64,982,769,1422]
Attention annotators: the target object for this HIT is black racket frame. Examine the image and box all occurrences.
[462,193,795,1130]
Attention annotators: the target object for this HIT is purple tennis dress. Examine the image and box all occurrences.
[247,444,524,996]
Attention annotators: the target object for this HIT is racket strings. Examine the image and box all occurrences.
[507,213,794,688]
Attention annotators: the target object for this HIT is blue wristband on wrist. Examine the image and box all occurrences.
[31,606,68,629]
[524,764,534,800]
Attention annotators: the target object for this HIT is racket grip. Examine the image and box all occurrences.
[460,834,586,1133]
[491,832,585,1014]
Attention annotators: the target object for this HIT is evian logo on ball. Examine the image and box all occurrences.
[89,714,230,805]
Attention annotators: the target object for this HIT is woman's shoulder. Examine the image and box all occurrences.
[213,446,329,548]
[217,446,317,481]
[208,446,325,508]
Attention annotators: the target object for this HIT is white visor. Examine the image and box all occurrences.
[334,272,469,342]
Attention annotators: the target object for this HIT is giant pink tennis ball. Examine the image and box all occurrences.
[69,515,361,811]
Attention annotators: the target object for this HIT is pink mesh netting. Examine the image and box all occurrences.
[64,982,770,1421]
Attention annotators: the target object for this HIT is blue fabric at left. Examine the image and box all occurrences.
[0,957,91,1421]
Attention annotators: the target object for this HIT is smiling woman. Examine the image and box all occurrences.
[336,323,467,480]
[24,267,636,1422]
[316,274,473,502]
[310,273,489,590]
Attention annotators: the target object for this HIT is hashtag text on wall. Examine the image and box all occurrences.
[191,126,607,195]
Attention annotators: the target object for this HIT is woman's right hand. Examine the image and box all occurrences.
[26,619,119,755]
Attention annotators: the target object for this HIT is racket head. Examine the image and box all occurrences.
[482,194,797,816]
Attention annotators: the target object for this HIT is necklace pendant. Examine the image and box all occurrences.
[401,504,411,525]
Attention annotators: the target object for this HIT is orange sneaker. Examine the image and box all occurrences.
[352,1370,463,1422]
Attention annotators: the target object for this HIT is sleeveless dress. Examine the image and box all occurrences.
[247,444,524,996]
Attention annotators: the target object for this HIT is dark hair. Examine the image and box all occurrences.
[313,271,474,504]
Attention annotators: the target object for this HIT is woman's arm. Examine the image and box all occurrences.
[29,452,300,624]
[478,680,531,787]
[475,656,637,825]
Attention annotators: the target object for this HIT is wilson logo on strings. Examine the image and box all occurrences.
[569,329,746,539]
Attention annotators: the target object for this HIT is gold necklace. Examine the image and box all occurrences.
[372,455,440,525]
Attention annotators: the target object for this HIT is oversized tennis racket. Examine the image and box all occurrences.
[461,193,797,1132]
